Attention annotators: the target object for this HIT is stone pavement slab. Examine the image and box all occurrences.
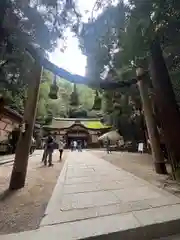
[1,151,180,239]
[159,235,180,239]
[39,151,180,239]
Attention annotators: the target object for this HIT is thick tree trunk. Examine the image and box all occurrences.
[150,38,180,167]
[9,61,42,190]
[137,78,167,174]
[0,97,5,116]
[0,0,8,43]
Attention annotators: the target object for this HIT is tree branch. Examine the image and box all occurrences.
[0,59,9,68]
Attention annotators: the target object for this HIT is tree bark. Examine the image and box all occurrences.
[150,38,180,167]
[0,97,5,116]
[0,0,9,43]
[9,61,42,190]
[137,78,167,174]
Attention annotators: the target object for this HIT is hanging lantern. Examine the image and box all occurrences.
[49,74,59,99]
[92,90,102,110]
[70,83,79,106]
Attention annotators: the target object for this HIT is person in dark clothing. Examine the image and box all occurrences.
[43,135,54,166]
[106,137,111,154]
[70,141,74,151]
[77,140,82,152]
[42,142,47,162]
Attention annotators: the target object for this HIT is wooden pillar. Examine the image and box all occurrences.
[9,60,42,190]
[136,68,167,174]
[150,38,180,167]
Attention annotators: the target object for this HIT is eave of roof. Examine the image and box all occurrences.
[43,118,111,130]
[2,106,40,128]
[82,121,110,129]
[4,106,23,120]
[53,117,102,121]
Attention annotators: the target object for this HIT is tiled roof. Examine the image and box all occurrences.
[45,118,75,129]
[43,118,111,130]
[82,121,110,129]
[4,106,22,120]
[53,118,101,121]
[2,106,40,128]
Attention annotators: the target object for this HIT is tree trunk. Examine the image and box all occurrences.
[0,97,5,116]
[150,38,180,167]
[9,61,42,190]
[137,78,167,174]
[0,0,8,43]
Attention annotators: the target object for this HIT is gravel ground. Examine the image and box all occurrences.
[92,150,180,197]
[0,150,66,235]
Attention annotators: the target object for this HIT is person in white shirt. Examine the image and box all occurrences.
[138,142,144,153]
[59,140,65,161]
[73,140,77,151]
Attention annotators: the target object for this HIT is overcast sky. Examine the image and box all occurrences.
[49,0,127,77]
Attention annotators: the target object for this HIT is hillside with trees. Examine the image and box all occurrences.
[36,70,95,123]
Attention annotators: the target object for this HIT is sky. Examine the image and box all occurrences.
[49,0,97,77]
[49,0,127,77]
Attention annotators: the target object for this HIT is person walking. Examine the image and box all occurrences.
[138,142,144,154]
[73,140,77,151]
[59,139,65,161]
[42,140,47,162]
[30,137,36,155]
[70,141,74,151]
[44,135,54,167]
[106,137,111,154]
[77,140,82,152]
[84,140,87,149]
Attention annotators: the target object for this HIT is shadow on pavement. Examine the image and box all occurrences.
[0,189,17,202]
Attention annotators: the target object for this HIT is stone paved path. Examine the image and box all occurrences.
[1,151,180,239]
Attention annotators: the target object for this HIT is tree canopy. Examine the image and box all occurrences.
[0,0,81,112]
[2,0,180,137]
[78,0,180,142]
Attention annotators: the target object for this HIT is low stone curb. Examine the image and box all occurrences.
[42,157,68,217]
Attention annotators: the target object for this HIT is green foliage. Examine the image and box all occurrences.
[77,85,94,110]
[80,0,180,141]
[36,70,95,123]
[0,0,81,113]
[79,2,126,81]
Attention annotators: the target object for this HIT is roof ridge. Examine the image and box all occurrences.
[53,118,101,121]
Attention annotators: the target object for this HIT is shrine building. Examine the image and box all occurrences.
[43,118,111,148]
